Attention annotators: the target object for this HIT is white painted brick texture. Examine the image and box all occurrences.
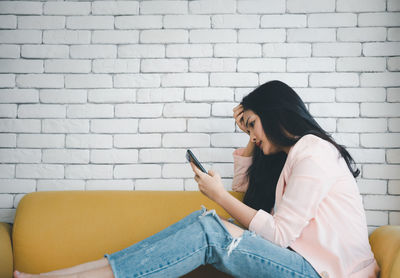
[0,0,397,232]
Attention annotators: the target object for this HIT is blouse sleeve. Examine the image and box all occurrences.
[231,148,253,193]
[248,150,335,248]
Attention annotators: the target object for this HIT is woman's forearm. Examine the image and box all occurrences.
[241,139,255,157]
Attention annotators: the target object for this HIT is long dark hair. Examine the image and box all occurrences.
[240,80,359,213]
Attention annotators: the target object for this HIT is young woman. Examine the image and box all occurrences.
[15,80,379,278]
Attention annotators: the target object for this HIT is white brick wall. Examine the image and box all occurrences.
[0,0,398,233]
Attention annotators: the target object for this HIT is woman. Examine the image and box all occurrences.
[15,80,379,278]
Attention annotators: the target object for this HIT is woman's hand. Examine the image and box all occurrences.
[190,162,227,203]
[233,104,248,134]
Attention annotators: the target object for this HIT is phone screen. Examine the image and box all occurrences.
[186,150,207,173]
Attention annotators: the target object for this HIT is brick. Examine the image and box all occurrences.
[18,134,64,148]
[92,1,139,15]
[0,165,14,178]
[86,180,134,191]
[18,16,65,29]
[238,29,285,43]
[135,179,183,191]
[336,88,386,102]
[238,58,285,72]
[0,1,42,15]
[337,0,386,12]
[0,134,16,147]
[388,180,400,194]
[389,119,400,132]
[141,30,188,43]
[43,30,90,44]
[287,58,334,72]
[190,58,236,72]
[91,149,138,164]
[0,119,40,133]
[92,30,139,44]
[238,0,285,14]
[361,133,400,148]
[43,119,89,133]
[185,88,233,102]
[164,103,210,117]
[119,45,164,58]
[361,103,400,117]
[387,149,400,163]
[114,134,161,148]
[45,60,91,73]
[88,89,136,103]
[0,15,16,28]
[310,73,359,87]
[337,57,386,72]
[37,180,85,191]
[338,119,387,132]
[364,194,400,210]
[162,73,208,87]
[141,0,187,14]
[115,16,162,29]
[0,179,36,193]
[357,179,387,194]
[0,59,43,73]
[93,59,140,73]
[139,119,186,133]
[287,0,335,13]
[390,212,400,225]
[363,42,400,56]
[263,43,311,57]
[361,73,400,87]
[70,45,116,59]
[261,15,306,28]
[388,57,400,71]
[140,149,187,163]
[211,133,248,147]
[0,89,39,103]
[388,88,400,102]
[215,44,261,58]
[115,104,163,118]
[91,119,138,133]
[0,45,19,58]
[66,165,113,179]
[348,148,386,163]
[260,73,308,88]
[44,2,91,15]
[21,45,69,59]
[338,27,386,42]
[43,149,89,164]
[359,13,400,27]
[365,210,388,226]
[191,30,236,43]
[17,74,63,88]
[114,74,161,88]
[288,28,335,42]
[212,103,236,117]
[191,148,234,163]
[0,195,13,209]
[0,209,15,223]
[0,75,15,88]
[308,13,357,27]
[389,0,400,11]
[17,164,63,179]
[315,118,336,132]
[67,104,114,118]
[163,133,210,147]
[164,15,210,29]
[188,119,234,132]
[66,134,112,149]
[313,43,361,57]
[0,149,40,163]
[212,15,259,28]
[65,74,113,89]
[210,73,258,87]
[296,88,335,102]
[309,103,359,117]
[0,104,16,118]
[166,44,212,58]
[189,0,235,14]
[18,104,66,118]
[114,165,161,178]
[141,59,187,73]
[137,88,183,103]
[163,164,198,178]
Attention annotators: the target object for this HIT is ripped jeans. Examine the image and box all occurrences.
[104,206,321,278]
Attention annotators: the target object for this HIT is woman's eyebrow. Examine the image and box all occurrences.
[245,117,250,128]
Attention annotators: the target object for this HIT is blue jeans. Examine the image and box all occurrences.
[104,206,321,278]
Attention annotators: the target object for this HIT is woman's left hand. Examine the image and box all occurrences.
[190,162,227,203]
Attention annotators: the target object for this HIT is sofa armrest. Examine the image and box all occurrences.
[0,222,13,278]
[369,225,400,278]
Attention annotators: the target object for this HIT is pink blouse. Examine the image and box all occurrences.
[232,134,380,278]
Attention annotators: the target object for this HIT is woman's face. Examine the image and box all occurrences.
[242,109,282,155]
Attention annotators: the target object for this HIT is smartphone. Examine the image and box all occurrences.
[186,149,207,173]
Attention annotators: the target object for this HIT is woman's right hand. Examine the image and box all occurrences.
[233,104,248,134]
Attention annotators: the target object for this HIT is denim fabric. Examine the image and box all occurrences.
[104,206,321,278]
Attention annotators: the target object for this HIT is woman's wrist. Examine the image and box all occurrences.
[241,140,255,157]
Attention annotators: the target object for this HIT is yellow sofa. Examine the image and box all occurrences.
[0,190,399,278]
